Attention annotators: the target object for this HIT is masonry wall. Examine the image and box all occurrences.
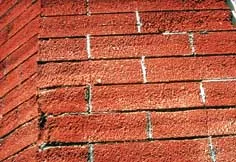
[0,0,236,162]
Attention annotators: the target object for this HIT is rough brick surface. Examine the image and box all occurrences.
[93,83,202,112]
[204,81,236,107]
[141,11,233,33]
[91,34,191,59]
[94,140,211,162]
[195,32,236,55]
[43,113,146,142]
[90,0,228,13]
[0,0,17,17]
[38,146,88,162]
[39,87,87,114]
[4,147,38,162]
[38,60,142,88]
[40,14,136,38]
[146,56,236,82]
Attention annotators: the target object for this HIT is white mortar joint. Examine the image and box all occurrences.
[141,56,147,83]
[135,10,142,33]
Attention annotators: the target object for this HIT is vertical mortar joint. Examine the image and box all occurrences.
[86,0,91,16]
[85,84,92,113]
[188,32,196,55]
[199,82,206,105]
[146,112,153,139]
[135,10,142,33]
[88,144,94,162]
[208,136,217,162]
[86,34,91,59]
[141,56,147,83]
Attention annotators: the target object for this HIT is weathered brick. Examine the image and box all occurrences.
[0,61,5,78]
[195,32,236,55]
[93,82,202,112]
[204,81,236,107]
[5,36,38,74]
[4,147,38,162]
[0,27,8,46]
[41,0,86,16]
[38,60,142,88]
[207,109,236,136]
[146,56,236,82]
[0,18,39,62]
[94,139,210,162]
[151,110,208,138]
[39,38,87,61]
[40,14,136,38]
[39,87,86,114]
[38,146,88,162]
[0,0,32,30]
[7,0,40,38]
[212,137,236,162]
[43,113,146,142]
[0,0,18,17]
[90,0,228,13]
[91,34,191,59]
[19,55,37,82]
[0,97,38,138]
[141,10,233,33]
[0,75,36,116]
[0,120,38,161]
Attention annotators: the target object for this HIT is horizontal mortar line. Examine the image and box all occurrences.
[44,106,236,119]
[40,8,230,18]
[0,143,37,162]
[37,53,236,64]
[38,29,236,39]
[0,1,39,32]
[0,117,38,140]
[39,133,236,149]
[1,95,36,116]
[0,15,40,48]
[0,71,37,99]
[0,51,38,80]
[0,33,39,63]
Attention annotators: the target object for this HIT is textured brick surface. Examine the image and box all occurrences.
[195,32,236,55]
[90,0,228,13]
[204,81,236,107]
[91,34,191,59]
[39,87,87,114]
[93,83,202,112]
[38,146,88,162]
[152,110,208,138]
[39,38,87,61]
[40,14,136,38]
[0,0,17,17]
[43,113,146,142]
[38,60,142,88]
[94,139,211,162]
[0,120,38,161]
[4,147,38,162]
[146,56,236,82]
[141,11,233,33]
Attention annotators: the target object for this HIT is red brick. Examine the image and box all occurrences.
[38,60,142,88]
[141,10,233,33]
[5,36,38,74]
[93,82,202,112]
[146,56,236,82]
[43,113,146,142]
[19,55,37,82]
[0,0,32,30]
[152,110,208,138]
[0,75,36,116]
[39,87,86,114]
[204,81,236,107]
[0,120,38,161]
[207,109,236,136]
[94,139,210,162]
[212,137,236,162]
[5,147,38,162]
[7,0,40,38]
[0,18,39,62]
[39,38,87,61]
[38,146,87,162]
[91,34,191,59]
[0,97,38,138]
[0,0,17,17]
[0,61,5,78]
[90,0,228,13]
[41,0,86,16]
[0,27,8,46]
[40,14,136,38]
[195,32,236,55]
[0,67,20,98]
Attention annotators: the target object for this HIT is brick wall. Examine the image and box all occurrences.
[1,0,236,161]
